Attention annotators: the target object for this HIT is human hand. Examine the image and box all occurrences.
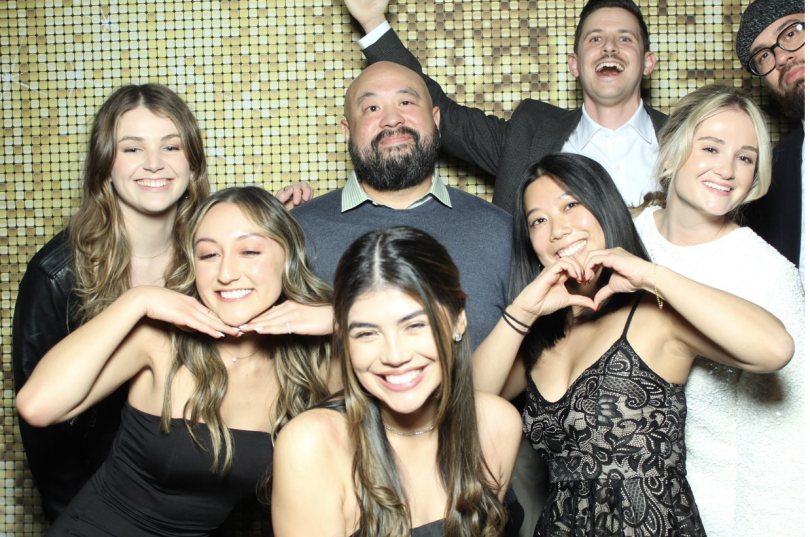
[344,0,390,33]
[240,301,335,336]
[510,258,597,323]
[584,248,653,309]
[135,287,239,338]
[275,182,314,210]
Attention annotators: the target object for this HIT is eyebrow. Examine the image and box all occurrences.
[525,192,575,218]
[194,233,266,246]
[697,136,759,154]
[118,133,182,143]
[584,27,638,39]
[355,87,421,107]
[348,309,427,330]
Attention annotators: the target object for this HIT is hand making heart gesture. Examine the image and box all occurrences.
[510,257,598,326]
[581,247,654,309]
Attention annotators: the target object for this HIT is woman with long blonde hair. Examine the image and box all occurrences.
[17,186,333,536]
[272,226,522,537]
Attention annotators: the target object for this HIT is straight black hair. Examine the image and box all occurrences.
[574,0,651,54]
[510,153,650,367]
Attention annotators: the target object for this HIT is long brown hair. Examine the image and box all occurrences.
[333,226,507,537]
[69,84,210,322]
[164,186,332,474]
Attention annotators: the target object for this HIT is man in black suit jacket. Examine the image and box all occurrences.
[344,0,667,214]
[736,0,804,283]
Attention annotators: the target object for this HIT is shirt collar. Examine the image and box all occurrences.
[341,170,452,211]
[569,100,655,149]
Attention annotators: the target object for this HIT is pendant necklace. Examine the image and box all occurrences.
[219,342,264,363]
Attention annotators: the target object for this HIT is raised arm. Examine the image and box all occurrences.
[16,286,238,426]
[586,248,795,373]
[344,0,509,176]
[472,259,596,399]
[272,409,351,537]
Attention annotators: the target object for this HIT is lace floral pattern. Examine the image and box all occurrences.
[523,336,706,537]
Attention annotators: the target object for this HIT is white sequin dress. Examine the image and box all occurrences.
[634,206,805,537]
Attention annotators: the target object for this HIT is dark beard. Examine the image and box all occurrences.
[348,126,441,192]
[773,61,805,119]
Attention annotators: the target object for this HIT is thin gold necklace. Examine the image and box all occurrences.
[131,243,171,259]
[383,423,435,436]
[219,342,264,363]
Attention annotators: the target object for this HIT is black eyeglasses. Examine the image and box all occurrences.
[749,22,805,76]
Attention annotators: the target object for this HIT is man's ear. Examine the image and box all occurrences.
[568,53,580,78]
[340,119,351,144]
[433,106,441,130]
[642,51,657,76]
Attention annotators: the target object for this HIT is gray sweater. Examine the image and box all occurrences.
[293,188,512,350]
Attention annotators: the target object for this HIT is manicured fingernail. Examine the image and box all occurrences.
[238,324,248,329]
[216,331,225,337]
[284,186,290,191]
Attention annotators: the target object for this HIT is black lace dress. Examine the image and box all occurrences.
[523,295,706,537]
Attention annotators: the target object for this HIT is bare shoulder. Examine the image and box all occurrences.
[276,406,351,462]
[475,391,523,438]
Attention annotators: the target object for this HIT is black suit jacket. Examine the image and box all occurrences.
[364,29,668,213]
[746,125,804,266]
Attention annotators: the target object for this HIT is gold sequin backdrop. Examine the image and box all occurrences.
[0,0,797,534]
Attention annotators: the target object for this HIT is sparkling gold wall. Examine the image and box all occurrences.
[0,0,797,534]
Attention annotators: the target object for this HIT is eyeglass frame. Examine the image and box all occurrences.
[748,22,805,77]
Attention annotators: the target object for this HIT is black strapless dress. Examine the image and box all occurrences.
[47,402,273,536]
[523,295,706,536]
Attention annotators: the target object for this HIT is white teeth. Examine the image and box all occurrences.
[596,62,624,72]
[220,289,252,299]
[385,368,423,385]
[136,179,170,188]
[557,240,586,259]
[703,181,731,192]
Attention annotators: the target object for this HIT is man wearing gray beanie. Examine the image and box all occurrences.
[737,0,804,286]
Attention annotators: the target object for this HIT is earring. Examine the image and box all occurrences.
[453,333,463,342]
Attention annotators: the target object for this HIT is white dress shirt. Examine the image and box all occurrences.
[562,101,659,206]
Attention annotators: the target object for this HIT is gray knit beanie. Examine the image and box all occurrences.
[736,0,804,73]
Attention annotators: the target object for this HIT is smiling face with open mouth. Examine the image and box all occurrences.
[193,202,286,327]
[568,7,656,109]
[668,108,759,222]
[347,288,442,421]
[524,174,606,294]
[110,106,191,222]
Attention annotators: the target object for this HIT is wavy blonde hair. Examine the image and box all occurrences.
[634,84,772,220]
[163,186,332,474]
[69,84,210,322]
[333,227,507,537]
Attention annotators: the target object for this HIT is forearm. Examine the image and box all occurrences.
[653,265,794,371]
[472,306,529,398]
[16,288,149,425]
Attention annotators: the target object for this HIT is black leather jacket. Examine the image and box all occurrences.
[13,231,127,523]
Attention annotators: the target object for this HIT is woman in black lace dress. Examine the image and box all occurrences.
[472,154,794,537]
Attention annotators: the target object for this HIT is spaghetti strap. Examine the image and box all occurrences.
[621,292,646,339]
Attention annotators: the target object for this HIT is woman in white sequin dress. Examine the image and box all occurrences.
[633,84,805,537]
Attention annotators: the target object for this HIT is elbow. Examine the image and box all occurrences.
[15,388,60,428]
[756,331,795,373]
